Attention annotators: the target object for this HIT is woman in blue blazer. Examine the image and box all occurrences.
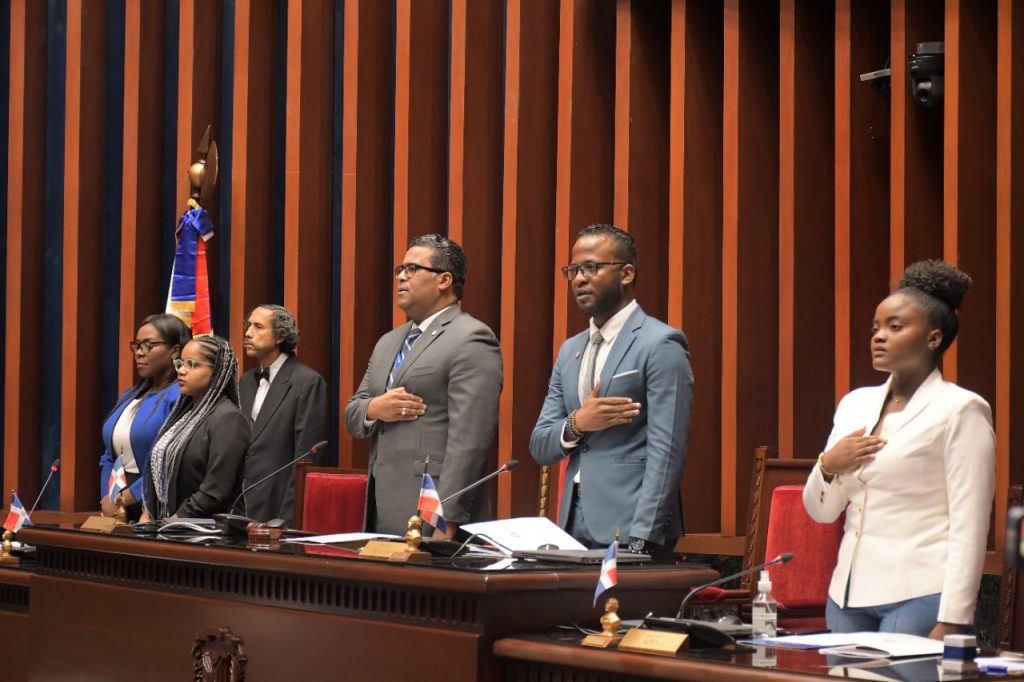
[99,314,190,520]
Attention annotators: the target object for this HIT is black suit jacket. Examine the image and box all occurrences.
[145,395,250,518]
[239,354,328,524]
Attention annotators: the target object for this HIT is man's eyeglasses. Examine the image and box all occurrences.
[173,358,214,372]
[560,261,628,280]
[129,340,169,355]
[394,263,448,277]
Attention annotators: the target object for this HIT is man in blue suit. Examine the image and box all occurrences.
[530,225,693,562]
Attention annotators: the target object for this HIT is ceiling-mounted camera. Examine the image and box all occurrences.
[908,41,944,108]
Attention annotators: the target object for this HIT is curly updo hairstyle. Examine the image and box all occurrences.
[896,260,972,355]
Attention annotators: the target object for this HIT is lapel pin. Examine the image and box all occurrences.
[575,351,581,359]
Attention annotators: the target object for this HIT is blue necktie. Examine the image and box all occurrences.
[388,326,422,389]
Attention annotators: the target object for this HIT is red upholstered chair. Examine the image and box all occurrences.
[292,462,368,534]
[761,485,843,629]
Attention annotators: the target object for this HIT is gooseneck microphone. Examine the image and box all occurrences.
[28,459,61,518]
[229,440,328,515]
[675,551,794,618]
[438,459,518,506]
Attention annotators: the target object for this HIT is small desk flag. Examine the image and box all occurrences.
[417,473,447,533]
[108,455,128,502]
[3,492,31,533]
[593,541,618,607]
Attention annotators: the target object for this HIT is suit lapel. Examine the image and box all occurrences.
[565,331,590,411]
[880,368,945,435]
[251,355,295,440]
[392,306,460,387]
[239,370,257,416]
[597,306,645,395]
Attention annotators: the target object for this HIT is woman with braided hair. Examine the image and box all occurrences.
[804,260,995,639]
[141,335,250,520]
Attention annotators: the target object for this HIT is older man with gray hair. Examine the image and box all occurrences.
[239,304,327,524]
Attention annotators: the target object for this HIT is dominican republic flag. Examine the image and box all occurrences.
[166,201,215,336]
[3,492,31,533]
[108,455,128,502]
[593,541,618,607]
[417,473,447,533]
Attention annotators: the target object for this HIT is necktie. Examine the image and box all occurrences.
[257,367,271,384]
[388,326,422,389]
[580,330,605,402]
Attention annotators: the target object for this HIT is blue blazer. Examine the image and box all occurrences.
[530,305,693,547]
[99,383,180,502]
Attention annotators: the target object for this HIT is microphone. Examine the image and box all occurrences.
[228,440,328,515]
[27,459,60,518]
[438,459,518,506]
[675,551,794,618]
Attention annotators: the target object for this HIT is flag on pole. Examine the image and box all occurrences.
[593,540,618,607]
[417,473,447,533]
[166,200,215,336]
[108,455,128,502]
[3,492,31,533]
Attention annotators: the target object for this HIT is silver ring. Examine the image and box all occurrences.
[401,407,406,416]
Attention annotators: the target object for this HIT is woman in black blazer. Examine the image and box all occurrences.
[142,335,250,520]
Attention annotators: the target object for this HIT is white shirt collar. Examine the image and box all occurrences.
[415,304,456,335]
[263,351,289,383]
[589,299,638,344]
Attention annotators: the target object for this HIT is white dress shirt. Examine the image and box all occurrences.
[251,352,289,421]
[803,368,995,625]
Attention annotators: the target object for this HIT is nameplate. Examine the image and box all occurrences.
[358,540,430,563]
[618,628,688,656]
[80,516,119,533]
[581,634,621,649]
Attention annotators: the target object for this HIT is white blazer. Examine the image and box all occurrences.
[803,368,994,625]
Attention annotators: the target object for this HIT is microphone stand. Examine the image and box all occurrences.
[27,459,61,518]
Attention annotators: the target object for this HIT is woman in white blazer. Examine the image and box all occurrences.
[804,260,994,639]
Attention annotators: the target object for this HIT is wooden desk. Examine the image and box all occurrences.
[18,527,715,681]
[494,634,1018,682]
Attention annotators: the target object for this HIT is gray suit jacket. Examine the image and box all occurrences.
[529,305,693,547]
[239,354,328,524]
[344,305,503,535]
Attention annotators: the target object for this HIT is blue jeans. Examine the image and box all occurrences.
[826,593,942,637]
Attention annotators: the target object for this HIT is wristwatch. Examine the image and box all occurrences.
[627,537,652,554]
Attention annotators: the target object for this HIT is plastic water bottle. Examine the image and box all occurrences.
[751,570,778,638]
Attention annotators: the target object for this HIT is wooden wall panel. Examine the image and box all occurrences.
[4,0,47,503]
[614,0,670,322]
[229,0,282,367]
[60,0,107,510]
[498,0,560,518]
[119,0,169,390]
[337,0,394,469]
[283,0,333,381]
[448,0,504,337]
[670,0,723,534]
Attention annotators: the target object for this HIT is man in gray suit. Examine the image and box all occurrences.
[530,225,693,562]
[239,305,327,525]
[345,234,502,538]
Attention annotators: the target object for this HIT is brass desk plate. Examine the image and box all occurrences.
[80,516,119,533]
[618,628,688,656]
[359,540,430,563]
[581,634,621,648]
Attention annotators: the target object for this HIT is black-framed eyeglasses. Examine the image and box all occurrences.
[173,358,214,372]
[560,261,628,280]
[129,340,169,355]
[394,263,448,277]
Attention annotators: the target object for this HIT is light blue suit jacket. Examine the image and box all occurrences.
[530,305,693,547]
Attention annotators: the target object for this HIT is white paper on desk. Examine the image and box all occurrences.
[975,656,1024,673]
[461,517,587,553]
[742,632,871,649]
[818,632,943,659]
[283,532,400,544]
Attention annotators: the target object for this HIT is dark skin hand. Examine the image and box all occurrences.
[573,380,641,433]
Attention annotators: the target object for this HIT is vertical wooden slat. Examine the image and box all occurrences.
[448,0,503,335]
[778,0,795,458]
[338,0,395,468]
[834,0,851,402]
[120,0,169,390]
[498,0,560,519]
[229,0,279,366]
[5,0,47,502]
[393,0,450,327]
[552,0,615,352]
[890,0,906,281]
[61,0,107,510]
[670,0,723,534]
[614,0,671,321]
[283,0,333,379]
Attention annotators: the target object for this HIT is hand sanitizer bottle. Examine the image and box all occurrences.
[751,570,778,638]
